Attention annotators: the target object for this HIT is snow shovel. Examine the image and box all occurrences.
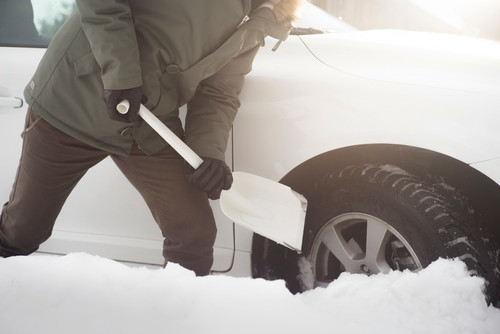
[117,100,307,252]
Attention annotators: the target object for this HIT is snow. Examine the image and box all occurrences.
[1,253,499,334]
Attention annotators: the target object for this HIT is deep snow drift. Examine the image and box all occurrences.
[1,253,499,334]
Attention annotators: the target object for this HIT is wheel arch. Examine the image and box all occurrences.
[251,144,500,284]
[281,144,500,239]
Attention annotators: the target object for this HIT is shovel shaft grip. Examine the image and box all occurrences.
[117,100,203,169]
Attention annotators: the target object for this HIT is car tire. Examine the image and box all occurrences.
[252,163,500,303]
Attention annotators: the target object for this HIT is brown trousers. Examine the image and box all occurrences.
[0,109,216,276]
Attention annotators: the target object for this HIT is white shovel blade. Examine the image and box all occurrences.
[220,172,307,252]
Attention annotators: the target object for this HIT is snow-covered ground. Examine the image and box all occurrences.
[1,253,499,334]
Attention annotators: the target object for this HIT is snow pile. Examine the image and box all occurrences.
[1,253,499,334]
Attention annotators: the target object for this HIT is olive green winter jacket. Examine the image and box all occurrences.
[24,0,290,160]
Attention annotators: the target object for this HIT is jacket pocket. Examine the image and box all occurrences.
[73,53,101,77]
[21,108,43,138]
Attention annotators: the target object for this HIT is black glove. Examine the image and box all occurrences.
[102,86,143,123]
[186,157,233,200]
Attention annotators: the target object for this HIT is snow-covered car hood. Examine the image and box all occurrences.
[299,30,500,95]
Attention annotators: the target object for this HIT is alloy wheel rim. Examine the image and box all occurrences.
[309,212,423,287]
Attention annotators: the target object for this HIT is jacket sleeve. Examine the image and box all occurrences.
[184,45,261,162]
[75,0,142,90]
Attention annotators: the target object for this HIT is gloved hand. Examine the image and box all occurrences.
[102,86,143,123]
[186,157,233,200]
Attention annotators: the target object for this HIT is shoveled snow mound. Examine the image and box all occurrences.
[0,253,499,334]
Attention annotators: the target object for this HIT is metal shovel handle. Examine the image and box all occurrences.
[117,100,203,169]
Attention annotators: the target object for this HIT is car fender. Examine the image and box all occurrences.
[235,34,500,186]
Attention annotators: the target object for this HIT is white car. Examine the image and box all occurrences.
[1,1,499,303]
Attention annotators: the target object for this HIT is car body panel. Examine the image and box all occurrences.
[305,30,500,95]
[234,34,500,184]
